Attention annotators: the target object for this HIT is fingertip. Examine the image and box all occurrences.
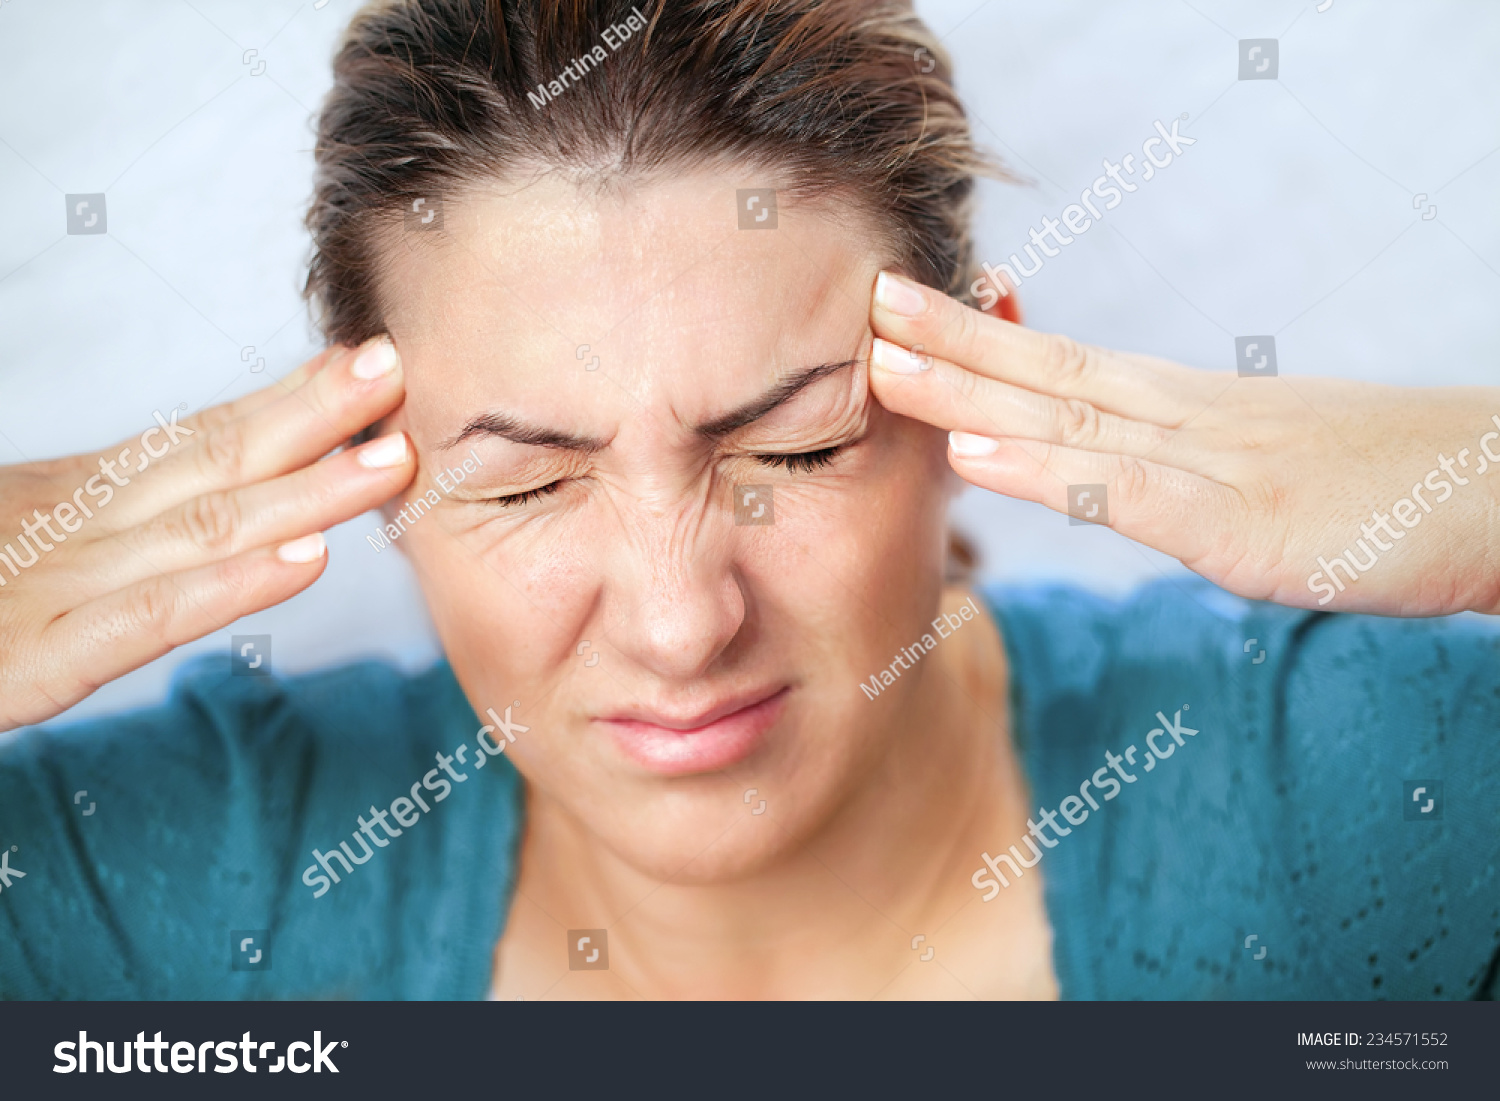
[871,337,931,376]
[949,431,1001,458]
[351,336,402,381]
[276,532,327,564]
[355,431,410,469]
[874,270,930,319]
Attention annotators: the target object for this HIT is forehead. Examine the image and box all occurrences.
[377,169,889,432]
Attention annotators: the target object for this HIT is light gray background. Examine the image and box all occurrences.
[2,0,1496,721]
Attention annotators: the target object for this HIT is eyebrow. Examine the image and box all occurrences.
[693,358,859,441]
[436,358,860,452]
[437,412,606,453]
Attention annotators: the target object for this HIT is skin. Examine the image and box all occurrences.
[0,167,1494,999]
[867,274,1500,618]
[374,170,1051,997]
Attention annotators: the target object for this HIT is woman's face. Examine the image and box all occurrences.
[378,167,953,881]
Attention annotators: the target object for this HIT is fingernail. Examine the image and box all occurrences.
[871,337,927,376]
[351,336,401,380]
[949,431,1001,457]
[357,432,408,468]
[276,532,327,563]
[875,271,928,318]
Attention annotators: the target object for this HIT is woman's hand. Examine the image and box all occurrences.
[869,271,1500,618]
[0,340,414,731]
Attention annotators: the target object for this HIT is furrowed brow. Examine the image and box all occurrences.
[437,357,859,452]
[437,411,608,453]
[694,359,859,441]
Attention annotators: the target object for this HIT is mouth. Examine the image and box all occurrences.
[597,686,790,775]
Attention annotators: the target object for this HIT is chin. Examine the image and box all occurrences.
[588,789,831,885]
[545,697,879,885]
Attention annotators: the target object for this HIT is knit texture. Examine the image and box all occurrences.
[992,579,1500,1000]
[2,579,1495,998]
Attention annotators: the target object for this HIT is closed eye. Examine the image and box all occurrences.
[489,481,564,508]
[488,445,845,505]
[752,446,844,473]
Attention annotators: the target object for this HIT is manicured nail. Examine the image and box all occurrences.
[356,432,408,468]
[949,431,1001,457]
[276,532,326,563]
[875,271,928,318]
[351,336,401,380]
[871,337,927,375]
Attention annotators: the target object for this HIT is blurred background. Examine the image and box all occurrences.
[1,0,1497,720]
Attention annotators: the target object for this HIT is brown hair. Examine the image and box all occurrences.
[303,0,998,346]
[306,0,993,581]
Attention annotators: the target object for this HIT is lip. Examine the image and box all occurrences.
[597,686,789,775]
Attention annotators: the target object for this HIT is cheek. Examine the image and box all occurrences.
[737,417,952,661]
[401,515,598,683]
[399,409,949,685]
[830,411,951,564]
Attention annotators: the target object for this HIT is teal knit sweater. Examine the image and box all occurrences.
[2,579,1496,999]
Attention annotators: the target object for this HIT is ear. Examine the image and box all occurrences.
[981,274,1023,326]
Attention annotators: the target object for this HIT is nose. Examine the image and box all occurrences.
[602,495,746,681]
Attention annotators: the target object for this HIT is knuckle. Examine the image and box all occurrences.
[299,366,340,421]
[196,421,247,482]
[187,403,238,435]
[212,554,259,609]
[1251,473,1294,529]
[1267,477,1293,521]
[1057,398,1101,447]
[1043,333,1093,388]
[950,356,981,404]
[124,577,181,637]
[952,303,987,362]
[1115,456,1152,503]
[0,463,68,527]
[48,453,97,493]
[177,491,242,554]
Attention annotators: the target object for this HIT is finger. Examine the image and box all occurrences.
[29,536,330,727]
[64,432,415,602]
[25,352,346,523]
[870,338,1176,458]
[85,350,341,482]
[870,271,1207,424]
[102,336,405,527]
[178,347,342,437]
[944,430,1231,568]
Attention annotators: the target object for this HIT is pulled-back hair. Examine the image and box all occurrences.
[304,0,999,346]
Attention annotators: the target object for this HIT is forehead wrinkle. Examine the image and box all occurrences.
[665,243,871,435]
[693,358,859,441]
[379,175,892,459]
[436,409,610,453]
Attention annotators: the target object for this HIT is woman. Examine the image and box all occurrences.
[1,0,1496,1000]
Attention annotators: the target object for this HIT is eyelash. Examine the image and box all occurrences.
[488,446,845,507]
[753,446,844,473]
[489,481,563,508]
